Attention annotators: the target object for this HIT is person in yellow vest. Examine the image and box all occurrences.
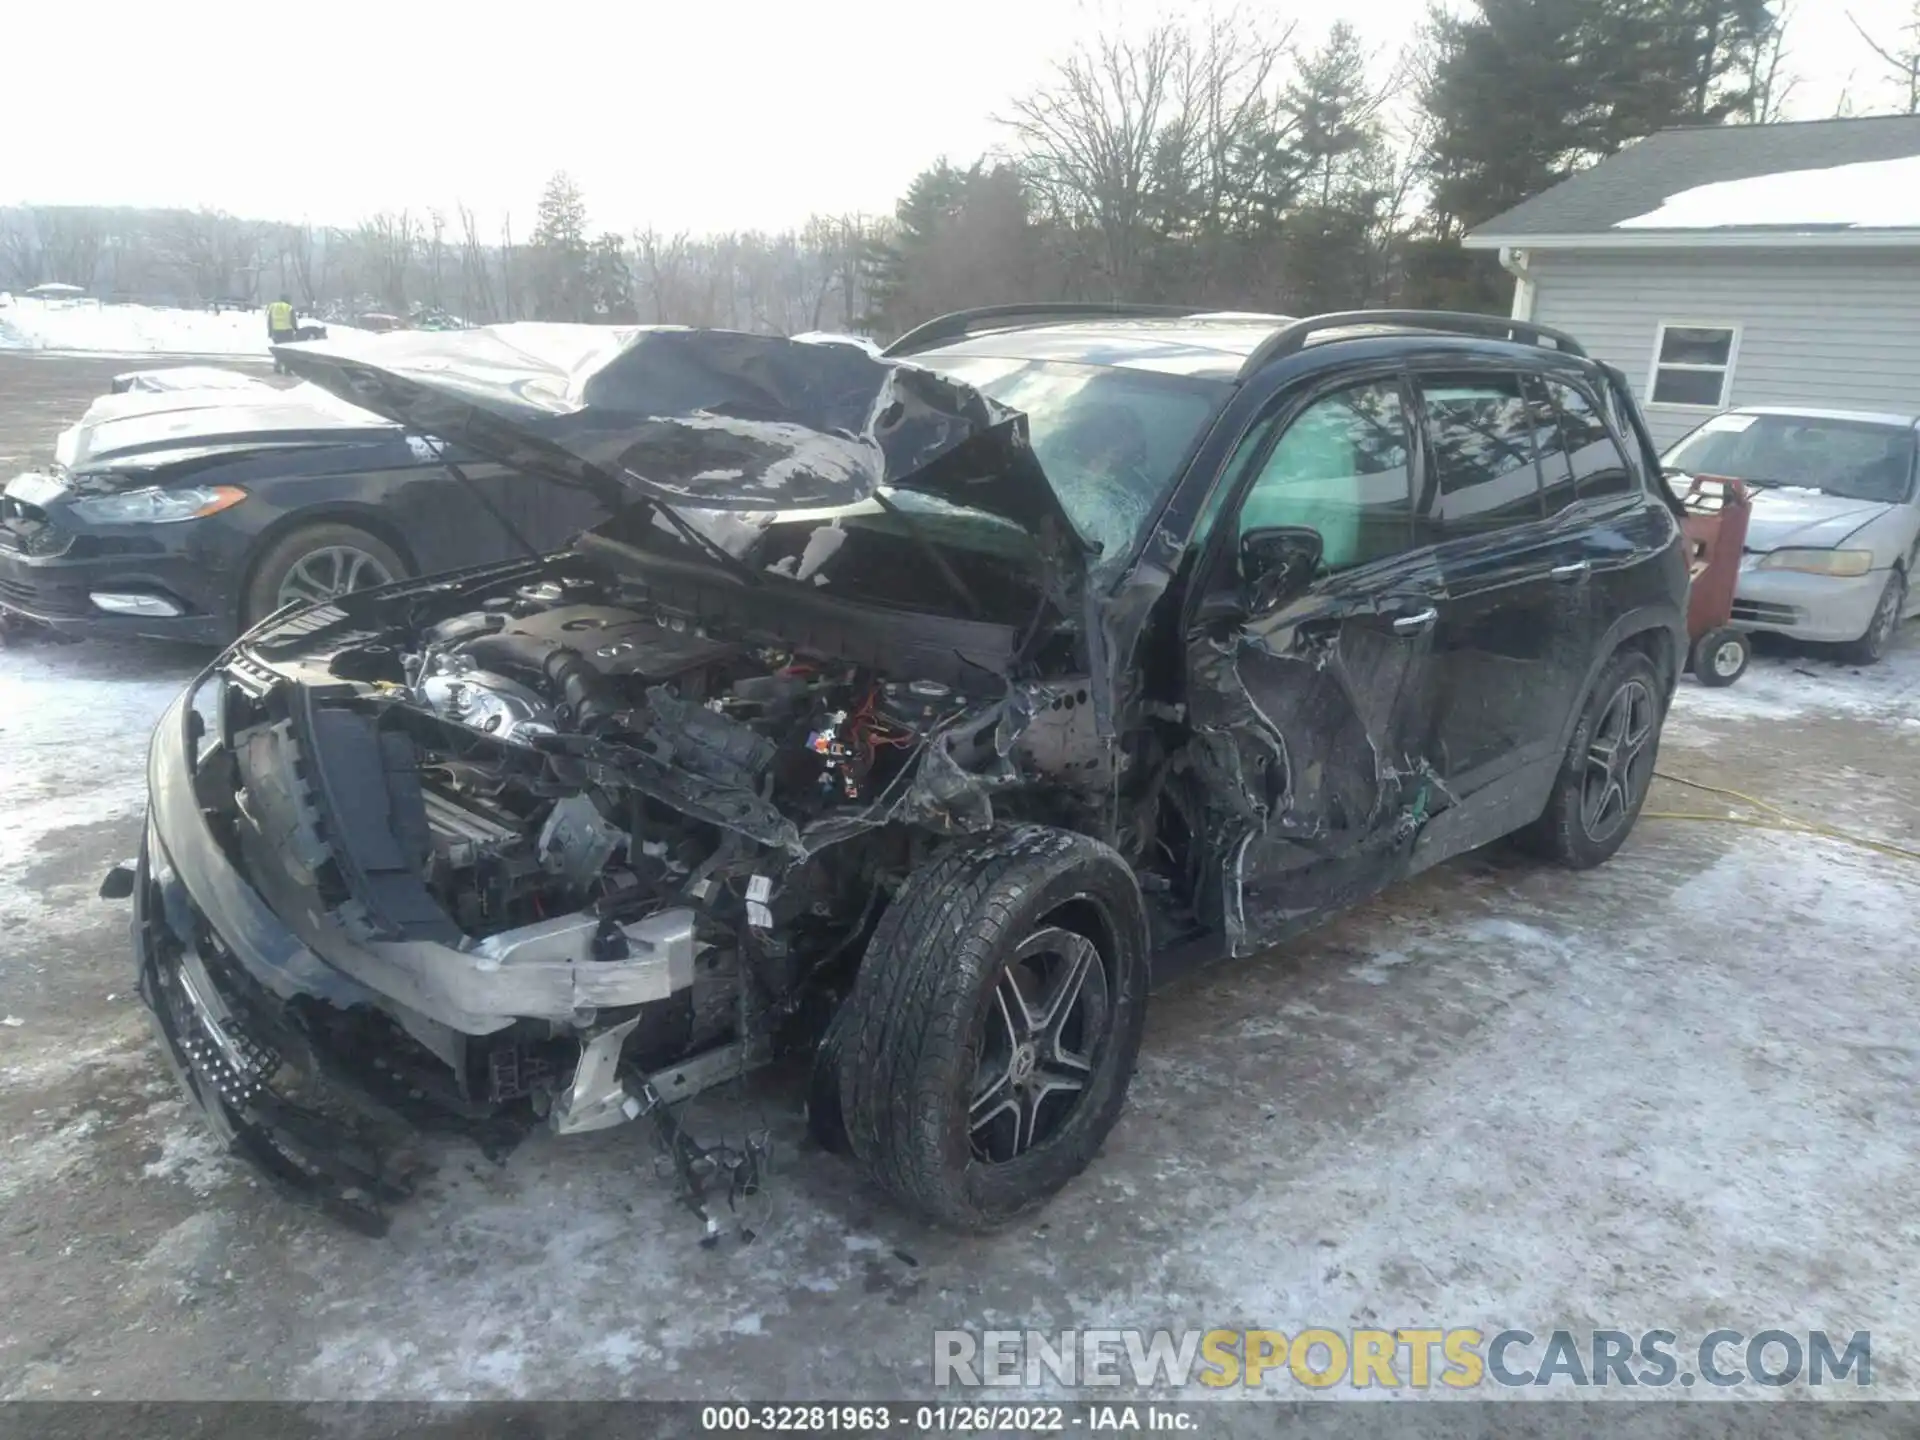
[266,295,297,373]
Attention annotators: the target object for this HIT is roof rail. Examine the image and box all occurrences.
[1237,309,1588,378]
[882,302,1217,357]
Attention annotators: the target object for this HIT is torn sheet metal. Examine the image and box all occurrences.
[275,323,1092,551]
[1185,603,1450,956]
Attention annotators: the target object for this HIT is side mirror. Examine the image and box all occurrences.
[1239,526,1323,616]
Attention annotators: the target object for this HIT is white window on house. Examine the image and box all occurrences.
[1648,323,1739,408]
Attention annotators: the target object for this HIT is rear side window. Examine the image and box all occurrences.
[1531,378,1636,513]
[1417,372,1542,535]
[1233,380,1415,573]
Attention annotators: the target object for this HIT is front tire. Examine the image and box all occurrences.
[836,827,1148,1230]
[242,522,406,630]
[1839,569,1905,666]
[806,1003,853,1156]
[1515,648,1665,869]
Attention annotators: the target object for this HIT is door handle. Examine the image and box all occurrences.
[1550,560,1591,581]
[1391,606,1438,635]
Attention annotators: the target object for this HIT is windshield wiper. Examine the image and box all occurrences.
[871,490,985,618]
[414,434,543,561]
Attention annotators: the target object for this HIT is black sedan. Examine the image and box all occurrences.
[0,375,605,644]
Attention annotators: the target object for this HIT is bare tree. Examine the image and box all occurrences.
[1747,0,1801,122]
[636,226,691,323]
[1000,11,1296,299]
[0,211,45,289]
[457,204,498,321]
[1834,68,1859,116]
[1000,22,1191,295]
[1849,3,1920,113]
[33,208,107,290]
[158,209,262,306]
[1174,13,1297,243]
[286,223,320,307]
[358,210,418,313]
[834,214,870,330]
[499,214,520,320]
[1359,98,1438,306]
[425,209,448,312]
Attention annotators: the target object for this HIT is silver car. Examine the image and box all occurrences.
[1663,407,1919,664]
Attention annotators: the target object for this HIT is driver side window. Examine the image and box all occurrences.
[1235,380,1416,573]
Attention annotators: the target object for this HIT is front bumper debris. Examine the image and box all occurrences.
[130,672,751,1235]
[134,821,421,1234]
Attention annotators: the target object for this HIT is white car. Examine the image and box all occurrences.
[109,365,272,395]
[1663,407,1920,664]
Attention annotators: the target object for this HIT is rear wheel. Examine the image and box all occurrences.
[242,522,406,629]
[1839,569,1905,666]
[1515,648,1665,869]
[835,827,1148,1230]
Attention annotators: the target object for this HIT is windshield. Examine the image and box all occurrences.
[1665,413,1918,504]
[916,355,1227,573]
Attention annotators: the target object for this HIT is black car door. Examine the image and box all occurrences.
[1534,371,1683,665]
[1182,370,1449,955]
[1406,367,1598,858]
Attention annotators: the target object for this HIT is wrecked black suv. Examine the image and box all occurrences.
[119,309,1688,1235]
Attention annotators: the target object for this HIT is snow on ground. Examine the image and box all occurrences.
[4,581,1920,1399]
[0,296,282,358]
[0,638,200,931]
[1617,154,1920,230]
[1668,635,1920,728]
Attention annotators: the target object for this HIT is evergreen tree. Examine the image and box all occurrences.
[530,171,592,320]
[862,159,970,330]
[863,160,1036,335]
[588,232,637,322]
[1285,22,1377,211]
[1276,22,1391,312]
[1414,0,1781,309]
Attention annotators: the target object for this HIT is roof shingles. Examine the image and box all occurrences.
[1465,115,1920,241]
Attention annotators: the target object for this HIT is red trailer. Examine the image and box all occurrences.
[1676,473,1755,687]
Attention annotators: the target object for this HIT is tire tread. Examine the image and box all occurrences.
[837,825,1145,1229]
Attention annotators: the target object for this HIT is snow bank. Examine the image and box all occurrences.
[1618,154,1920,230]
[0,297,281,358]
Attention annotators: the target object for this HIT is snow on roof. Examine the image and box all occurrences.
[1617,154,1920,231]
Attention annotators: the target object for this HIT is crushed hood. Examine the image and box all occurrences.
[57,381,396,474]
[273,323,1091,550]
[1740,487,1891,553]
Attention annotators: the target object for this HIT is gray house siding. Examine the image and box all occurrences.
[1523,250,1920,449]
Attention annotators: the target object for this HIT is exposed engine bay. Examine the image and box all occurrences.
[400,594,980,938]
[125,322,1160,1239]
[172,555,1110,1233]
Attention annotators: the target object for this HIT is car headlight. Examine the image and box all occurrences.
[68,485,247,525]
[1756,548,1874,577]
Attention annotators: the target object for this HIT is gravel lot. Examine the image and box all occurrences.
[4,352,1919,1419]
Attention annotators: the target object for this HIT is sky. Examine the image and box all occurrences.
[6,0,1917,237]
